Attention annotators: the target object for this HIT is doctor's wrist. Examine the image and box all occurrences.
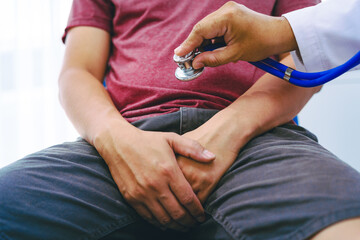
[271,16,299,55]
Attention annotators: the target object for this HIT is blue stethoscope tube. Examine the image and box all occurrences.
[202,43,360,88]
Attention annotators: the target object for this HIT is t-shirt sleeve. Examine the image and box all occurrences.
[62,0,115,43]
[272,0,320,16]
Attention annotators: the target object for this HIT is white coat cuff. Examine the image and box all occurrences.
[283,7,327,72]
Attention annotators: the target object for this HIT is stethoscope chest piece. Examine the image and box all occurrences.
[173,51,204,81]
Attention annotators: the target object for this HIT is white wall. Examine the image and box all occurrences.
[299,70,360,171]
[0,0,76,168]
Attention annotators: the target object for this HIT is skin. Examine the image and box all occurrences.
[311,218,360,240]
[175,1,360,238]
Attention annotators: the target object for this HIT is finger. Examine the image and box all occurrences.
[192,45,239,68]
[147,199,188,231]
[195,184,213,205]
[170,173,207,223]
[131,202,163,228]
[167,133,215,163]
[174,29,204,57]
[157,191,198,228]
[174,15,225,57]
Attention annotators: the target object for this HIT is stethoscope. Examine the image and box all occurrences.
[173,40,360,87]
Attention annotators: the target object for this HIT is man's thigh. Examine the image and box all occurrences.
[202,124,360,240]
[2,109,360,240]
[0,139,138,240]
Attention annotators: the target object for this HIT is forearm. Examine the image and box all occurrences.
[59,27,138,151]
[58,68,135,148]
[214,55,321,151]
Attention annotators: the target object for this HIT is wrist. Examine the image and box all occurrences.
[221,106,259,141]
[90,116,138,158]
[200,107,257,153]
[273,16,298,54]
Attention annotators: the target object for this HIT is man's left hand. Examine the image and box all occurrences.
[177,124,239,203]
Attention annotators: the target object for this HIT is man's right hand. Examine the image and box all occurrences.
[94,123,215,231]
[174,1,297,68]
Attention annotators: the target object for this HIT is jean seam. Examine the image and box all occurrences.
[82,215,138,240]
[0,232,10,240]
[179,107,183,135]
[208,211,248,240]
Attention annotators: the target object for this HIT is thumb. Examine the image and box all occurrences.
[174,18,223,57]
[167,133,215,163]
[192,45,238,68]
[174,29,205,57]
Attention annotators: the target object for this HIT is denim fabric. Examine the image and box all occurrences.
[1,107,360,240]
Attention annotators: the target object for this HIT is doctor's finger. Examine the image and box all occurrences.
[192,45,239,68]
[174,16,226,57]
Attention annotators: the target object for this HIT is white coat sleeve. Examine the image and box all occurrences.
[283,0,360,72]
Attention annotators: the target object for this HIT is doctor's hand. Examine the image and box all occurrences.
[96,125,215,231]
[174,1,297,68]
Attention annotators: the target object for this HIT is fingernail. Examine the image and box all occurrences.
[193,62,204,69]
[174,46,181,54]
[202,149,215,159]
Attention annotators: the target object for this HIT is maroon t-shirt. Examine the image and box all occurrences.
[63,0,318,122]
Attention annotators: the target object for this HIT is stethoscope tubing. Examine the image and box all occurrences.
[202,42,360,88]
[251,51,360,87]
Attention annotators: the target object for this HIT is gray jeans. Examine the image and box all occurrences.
[1,107,360,240]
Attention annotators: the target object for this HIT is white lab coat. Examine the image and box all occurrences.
[283,0,360,72]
